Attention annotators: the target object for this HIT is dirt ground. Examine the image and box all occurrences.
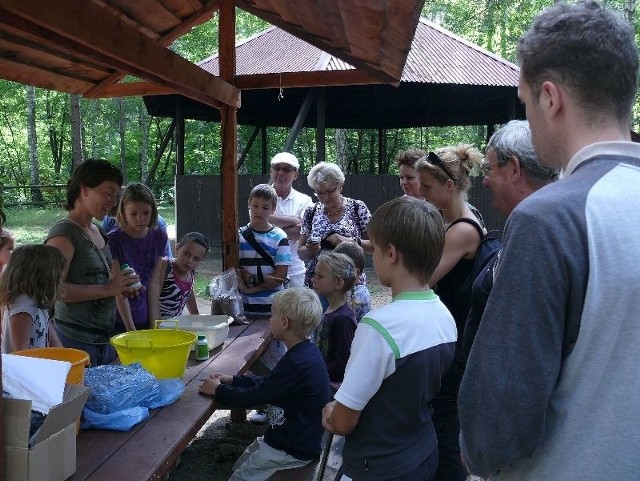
[167,257,391,481]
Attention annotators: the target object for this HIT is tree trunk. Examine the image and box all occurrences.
[70,94,83,168]
[26,85,43,205]
[89,100,98,158]
[46,92,66,174]
[139,102,149,183]
[335,128,349,172]
[117,98,127,183]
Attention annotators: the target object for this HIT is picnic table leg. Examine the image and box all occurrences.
[230,408,247,423]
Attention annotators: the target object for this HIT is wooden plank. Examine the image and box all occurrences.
[235,0,397,84]
[0,56,93,94]
[90,82,178,98]
[0,29,111,81]
[0,0,239,108]
[235,70,381,90]
[379,0,424,79]
[107,0,183,34]
[73,320,271,481]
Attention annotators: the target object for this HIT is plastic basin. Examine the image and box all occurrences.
[156,315,233,351]
[12,347,90,384]
[110,329,197,379]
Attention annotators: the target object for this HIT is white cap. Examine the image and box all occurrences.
[270,152,299,169]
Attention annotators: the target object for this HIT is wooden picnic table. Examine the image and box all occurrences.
[71,318,272,481]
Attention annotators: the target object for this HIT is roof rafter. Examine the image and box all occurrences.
[84,0,221,98]
[0,0,238,109]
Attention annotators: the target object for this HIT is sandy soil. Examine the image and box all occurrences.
[166,258,391,481]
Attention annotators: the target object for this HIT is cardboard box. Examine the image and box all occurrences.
[4,384,89,481]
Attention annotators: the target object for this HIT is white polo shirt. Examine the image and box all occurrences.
[276,188,313,277]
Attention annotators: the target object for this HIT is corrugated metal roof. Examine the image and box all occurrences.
[199,19,519,87]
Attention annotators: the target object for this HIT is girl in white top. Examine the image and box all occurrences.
[0,244,66,353]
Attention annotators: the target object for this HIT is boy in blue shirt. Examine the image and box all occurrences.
[323,197,457,481]
[199,287,330,480]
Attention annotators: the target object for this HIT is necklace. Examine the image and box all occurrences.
[325,197,344,217]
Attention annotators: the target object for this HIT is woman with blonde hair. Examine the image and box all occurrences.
[415,143,485,481]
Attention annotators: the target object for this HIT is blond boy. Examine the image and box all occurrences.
[200,288,330,481]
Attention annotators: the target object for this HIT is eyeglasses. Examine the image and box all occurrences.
[313,186,339,198]
[271,164,296,173]
[480,161,504,176]
[427,152,456,183]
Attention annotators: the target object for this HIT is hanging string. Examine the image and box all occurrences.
[277,73,284,101]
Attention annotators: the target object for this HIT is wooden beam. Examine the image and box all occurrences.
[284,90,316,151]
[238,125,261,170]
[0,0,239,108]
[0,56,93,94]
[235,0,399,85]
[219,0,238,271]
[93,82,181,99]
[84,0,221,98]
[235,70,381,90]
[316,88,326,163]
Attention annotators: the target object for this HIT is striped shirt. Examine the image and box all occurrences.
[238,224,290,316]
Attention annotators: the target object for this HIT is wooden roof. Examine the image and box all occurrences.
[0,0,424,107]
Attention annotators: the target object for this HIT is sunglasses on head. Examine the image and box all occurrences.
[427,151,456,183]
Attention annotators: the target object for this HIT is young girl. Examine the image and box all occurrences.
[312,251,358,384]
[334,240,371,322]
[0,228,15,275]
[108,182,168,334]
[0,244,65,353]
[148,232,209,321]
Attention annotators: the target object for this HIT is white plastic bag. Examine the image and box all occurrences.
[210,268,247,324]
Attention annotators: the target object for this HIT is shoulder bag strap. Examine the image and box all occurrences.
[240,225,277,285]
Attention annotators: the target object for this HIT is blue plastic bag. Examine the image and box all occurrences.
[84,363,160,414]
[148,378,185,409]
[81,406,149,431]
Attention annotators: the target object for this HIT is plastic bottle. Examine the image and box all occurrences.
[121,263,143,291]
[195,334,209,360]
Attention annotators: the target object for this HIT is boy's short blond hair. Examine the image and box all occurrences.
[368,197,444,285]
[272,287,323,337]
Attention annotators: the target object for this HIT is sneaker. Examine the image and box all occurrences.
[248,409,267,424]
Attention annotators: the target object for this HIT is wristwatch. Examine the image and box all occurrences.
[247,274,258,287]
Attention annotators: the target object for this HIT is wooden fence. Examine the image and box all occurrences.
[175,174,507,248]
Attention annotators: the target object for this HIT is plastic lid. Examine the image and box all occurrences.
[197,334,206,340]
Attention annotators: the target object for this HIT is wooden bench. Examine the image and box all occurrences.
[70,318,272,481]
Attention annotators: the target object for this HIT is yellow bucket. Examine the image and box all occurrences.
[12,347,90,384]
[110,328,197,379]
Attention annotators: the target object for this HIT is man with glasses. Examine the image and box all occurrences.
[459,2,640,480]
[463,120,559,359]
[269,152,312,288]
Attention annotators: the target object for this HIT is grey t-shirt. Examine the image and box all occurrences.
[47,219,116,344]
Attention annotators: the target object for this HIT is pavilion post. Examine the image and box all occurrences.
[316,88,326,163]
[219,0,238,271]
[176,96,185,176]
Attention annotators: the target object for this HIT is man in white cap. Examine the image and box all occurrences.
[269,152,312,288]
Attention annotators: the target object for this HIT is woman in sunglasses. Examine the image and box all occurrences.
[298,162,371,289]
[415,145,484,481]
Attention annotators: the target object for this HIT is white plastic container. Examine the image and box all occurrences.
[155,315,233,351]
